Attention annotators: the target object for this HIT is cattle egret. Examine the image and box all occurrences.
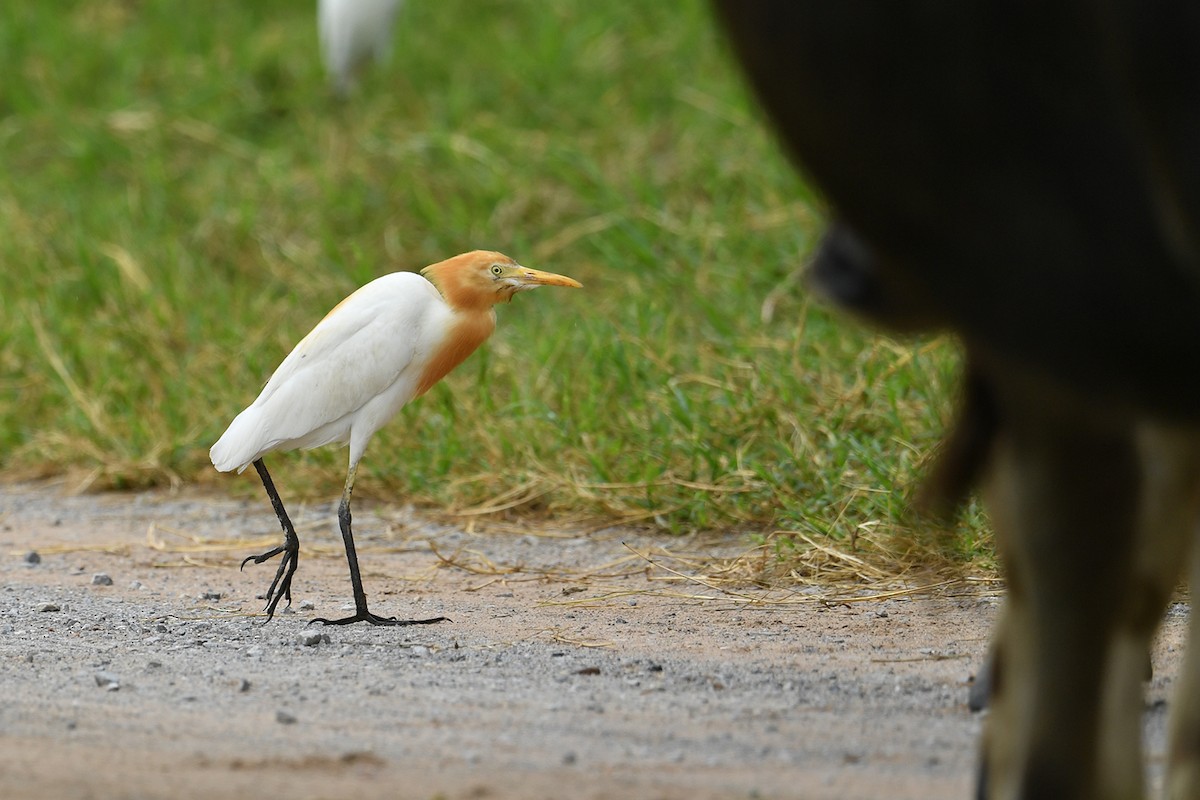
[210,250,581,626]
[318,0,404,96]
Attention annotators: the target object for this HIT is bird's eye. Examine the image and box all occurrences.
[491,265,503,276]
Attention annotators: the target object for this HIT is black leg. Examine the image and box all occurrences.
[241,458,301,621]
[310,468,448,627]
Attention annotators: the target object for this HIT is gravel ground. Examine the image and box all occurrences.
[0,481,1187,799]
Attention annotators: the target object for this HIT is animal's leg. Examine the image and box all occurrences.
[969,628,1001,714]
[310,463,449,627]
[979,385,1142,800]
[976,422,1200,798]
[971,615,1153,715]
[241,459,301,621]
[1168,504,1200,797]
[1102,424,1200,800]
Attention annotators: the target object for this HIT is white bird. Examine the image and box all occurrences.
[318,0,404,96]
[211,250,582,625]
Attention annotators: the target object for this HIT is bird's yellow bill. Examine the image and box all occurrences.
[516,266,583,289]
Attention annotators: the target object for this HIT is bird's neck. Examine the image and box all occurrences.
[413,307,497,398]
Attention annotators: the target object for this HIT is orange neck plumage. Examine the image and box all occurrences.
[414,250,513,396]
[414,309,496,397]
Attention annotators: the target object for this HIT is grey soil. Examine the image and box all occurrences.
[0,482,1186,799]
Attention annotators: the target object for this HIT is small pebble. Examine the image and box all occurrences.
[94,671,120,691]
[276,710,297,725]
[91,573,113,586]
[239,679,252,692]
[23,551,41,565]
[298,600,315,611]
[298,632,330,647]
[37,603,61,613]
[201,591,221,601]
[129,580,144,590]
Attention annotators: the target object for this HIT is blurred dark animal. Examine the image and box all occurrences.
[715,3,1200,798]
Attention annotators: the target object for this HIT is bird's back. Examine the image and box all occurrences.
[210,271,451,472]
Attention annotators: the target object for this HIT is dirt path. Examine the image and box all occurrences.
[0,482,1185,799]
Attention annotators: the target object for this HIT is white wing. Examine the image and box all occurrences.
[210,272,450,472]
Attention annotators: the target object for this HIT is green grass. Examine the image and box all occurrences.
[0,1,990,571]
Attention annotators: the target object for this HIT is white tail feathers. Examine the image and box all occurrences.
[209,407,267,474]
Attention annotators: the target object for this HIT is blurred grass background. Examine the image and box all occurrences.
[0,1,991,574]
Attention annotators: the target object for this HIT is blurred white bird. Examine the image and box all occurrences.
[210,250,582,625]
[318,0,404,96]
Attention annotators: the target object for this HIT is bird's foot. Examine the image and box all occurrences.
[309,609,449,627]
[240,539,299,621]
